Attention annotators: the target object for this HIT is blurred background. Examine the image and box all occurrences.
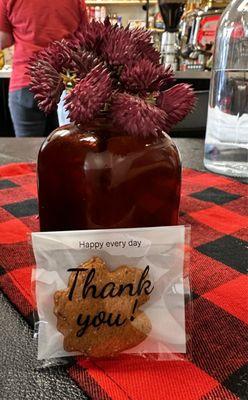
[0,0,230,137]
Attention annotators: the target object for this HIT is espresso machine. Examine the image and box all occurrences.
[159,0,187,70]
[179,1,229,71]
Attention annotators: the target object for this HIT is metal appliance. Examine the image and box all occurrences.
[179,1,229,70]
[158,0,187,70]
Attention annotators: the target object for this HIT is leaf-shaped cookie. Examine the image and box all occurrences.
[54,257,152,358]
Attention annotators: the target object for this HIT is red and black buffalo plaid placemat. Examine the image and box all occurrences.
[0,163,247,400]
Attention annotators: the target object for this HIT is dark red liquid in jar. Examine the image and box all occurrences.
[38,119,181,231]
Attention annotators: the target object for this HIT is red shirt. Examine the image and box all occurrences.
[0,0,86,91]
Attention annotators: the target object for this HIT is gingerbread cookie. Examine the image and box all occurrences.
[54,257,153,358]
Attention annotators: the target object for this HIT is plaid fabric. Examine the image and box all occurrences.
[0,162,247,400]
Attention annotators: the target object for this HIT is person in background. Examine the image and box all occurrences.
[0,0,86,137]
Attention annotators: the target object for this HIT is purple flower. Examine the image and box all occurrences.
[111,93,169,137]
[75,20,107,54]
[120,59,174,95]
[28,21,196,137]
[31,40,100,79]
[29,60,64,113]
[101,27,140,67]
[65,64,112,125]
[157,84,196,126]
[131,28,160,65]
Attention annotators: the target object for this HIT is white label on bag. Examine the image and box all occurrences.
[32,226,189,360]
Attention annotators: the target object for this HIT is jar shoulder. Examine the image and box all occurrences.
[38,124,181,169]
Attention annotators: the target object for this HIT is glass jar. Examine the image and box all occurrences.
[204,0,248,178]
[38,117,181,232]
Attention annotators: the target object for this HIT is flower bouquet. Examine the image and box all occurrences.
[29,19,195,136]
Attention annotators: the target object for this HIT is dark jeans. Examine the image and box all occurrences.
[8,87,58,137]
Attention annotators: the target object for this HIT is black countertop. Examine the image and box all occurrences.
[0,137,205,169]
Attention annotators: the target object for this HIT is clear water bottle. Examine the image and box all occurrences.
[204,0,248,178]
